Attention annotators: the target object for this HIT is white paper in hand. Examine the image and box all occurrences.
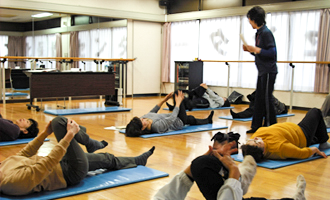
[240,34,248,46]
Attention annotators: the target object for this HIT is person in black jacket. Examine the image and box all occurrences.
[166,83,230,111]
[230,91,287,119]
[243,6,278,133]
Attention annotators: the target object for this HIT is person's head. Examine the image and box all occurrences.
[211,131,240,153]
[241,137,265,162]
[16,118,39,139]
[247,6,266,28]
[125,117,152,137]
[125,117,143,137]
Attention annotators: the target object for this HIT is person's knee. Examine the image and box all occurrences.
[191,155,225,199]
[51,116,67,129]
[191,155,223,178]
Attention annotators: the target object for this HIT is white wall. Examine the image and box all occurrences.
[127,20,162,95]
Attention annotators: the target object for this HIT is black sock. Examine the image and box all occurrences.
[134,146,155,166]
[230,109,238,118]
[207,111,214,123]
[86,139,108,153]
[166,102,175,111]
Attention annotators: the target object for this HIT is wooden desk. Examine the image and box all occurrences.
[24,71,115,111]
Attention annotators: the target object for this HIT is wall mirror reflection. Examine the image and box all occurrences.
[0,8,127,102]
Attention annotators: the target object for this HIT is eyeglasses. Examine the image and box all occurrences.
[247,138,262,144]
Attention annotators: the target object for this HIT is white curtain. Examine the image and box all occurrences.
[200,16,241,86]
[289,10,320,92]
[25,34,56,69]
[112,27,127,58]
[0,35,8,68]
[239,16,258,88]
[170,20,199,82]
[78,30,91,70]
[170,10,321,93]
[78,27,127,71]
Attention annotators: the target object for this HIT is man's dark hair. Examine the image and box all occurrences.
[247,6,266,27]
[125,117,143,137]
[18,118,39,139]
[241,144,264,162]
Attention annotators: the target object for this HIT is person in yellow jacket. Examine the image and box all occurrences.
[241,108,330,162]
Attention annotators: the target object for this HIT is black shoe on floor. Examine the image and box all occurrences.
[246,129,257,134]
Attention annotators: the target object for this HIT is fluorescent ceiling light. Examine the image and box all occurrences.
[31,13,53,18]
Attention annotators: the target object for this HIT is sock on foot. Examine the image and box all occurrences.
[207,111,214,123]
[230,109,238,118]
[319,142,330,150]
[135,146,155,166]
[292,175,306,200]
[166,102,175,111]
[86,139,108,153]
[239,155,257,195]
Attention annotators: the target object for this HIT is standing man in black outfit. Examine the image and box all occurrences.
[243,6,278,133]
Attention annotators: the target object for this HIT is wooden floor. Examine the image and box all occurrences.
[1,96,329,200]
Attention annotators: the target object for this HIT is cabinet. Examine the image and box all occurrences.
[11,69,30,89]
[174,61,203,91]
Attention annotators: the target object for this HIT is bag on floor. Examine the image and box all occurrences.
[228,91,243,104]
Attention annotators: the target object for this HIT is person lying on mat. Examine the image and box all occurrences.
[125,90,214,137]
[321,94,330,128]
[154,141,256,200]
[0,112,39,141]
[241,108,330,162]
[154,140,307,200]
[166,83,230,111]
[0,116,155,196]
[229,90,287,119]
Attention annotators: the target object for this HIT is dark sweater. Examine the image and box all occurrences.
[0,116,20,141]
[254,25,278,76]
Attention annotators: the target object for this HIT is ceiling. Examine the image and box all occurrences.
[0,8,67,23]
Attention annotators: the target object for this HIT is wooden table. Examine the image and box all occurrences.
[24,71,115,111]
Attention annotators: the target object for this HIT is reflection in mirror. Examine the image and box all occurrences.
[0,8,127,102]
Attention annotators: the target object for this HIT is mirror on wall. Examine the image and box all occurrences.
[0,8,126,102]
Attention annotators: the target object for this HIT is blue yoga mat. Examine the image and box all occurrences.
[0,165,168,200]
[327,127,330,133]
[231,144,330,169]
[120,124,228,138]
[5,92,28,96]
[0,138,49,146]
[13,88,30,91]
[44,107,131,116]
[219,113,295,121]
[163,106,234,111]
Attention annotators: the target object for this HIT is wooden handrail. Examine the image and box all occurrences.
[0,56,136,62]
[201,60,330,65]
[200,59,330,111]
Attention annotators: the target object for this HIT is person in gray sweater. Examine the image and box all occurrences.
[125,91,214,137]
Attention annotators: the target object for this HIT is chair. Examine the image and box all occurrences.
[5,68,13,90]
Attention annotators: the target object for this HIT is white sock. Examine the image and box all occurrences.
[319,142,330,150]
[292,175,306,200]
[238,155,257,195]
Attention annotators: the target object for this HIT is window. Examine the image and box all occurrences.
[78,27,127,71]
[0,35,8,68]
[169,10,321,92]
[25,34,56,68]
[170,20,199,82]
